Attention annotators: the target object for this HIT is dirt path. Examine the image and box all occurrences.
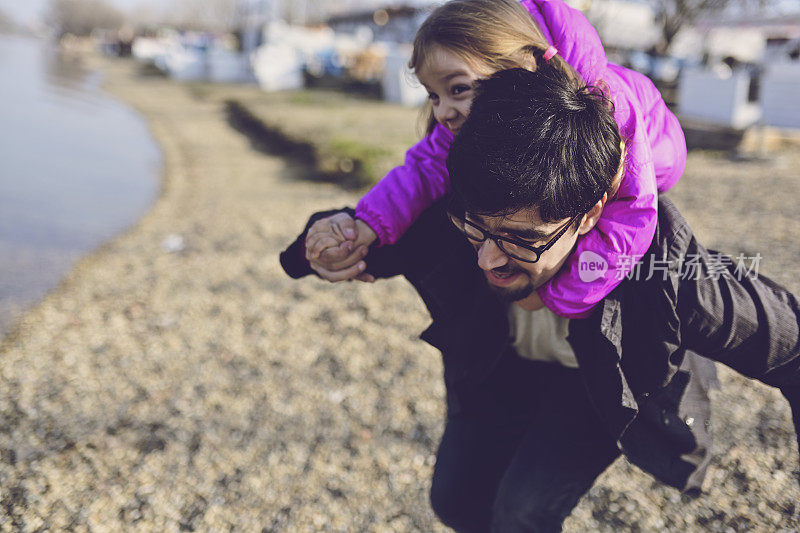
[0,57,798,531]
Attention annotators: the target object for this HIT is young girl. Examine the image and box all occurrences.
[304,0,685,319]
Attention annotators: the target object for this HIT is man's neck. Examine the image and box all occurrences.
[515,291,546,312]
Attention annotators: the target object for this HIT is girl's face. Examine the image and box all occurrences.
[416,45,493,135]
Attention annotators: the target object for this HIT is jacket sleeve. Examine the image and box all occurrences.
[524,0,686,194]
[537,82,659,319]
[673,227,800,461]
[537,141,659,319]
[607,64,686,193]
[355,123,454,246]
[280,200,455,281]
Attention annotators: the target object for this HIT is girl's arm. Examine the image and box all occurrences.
[302,123,453,281]
[355,123,454,246]
[537,123,659,319]
[607,64,686,193]
[357,0,613,248]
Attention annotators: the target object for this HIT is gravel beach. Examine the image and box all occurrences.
[1,56,799,531]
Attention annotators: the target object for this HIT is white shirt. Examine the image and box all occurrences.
[508,305,579,368]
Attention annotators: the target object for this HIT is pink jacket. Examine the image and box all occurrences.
[355,0,686,319]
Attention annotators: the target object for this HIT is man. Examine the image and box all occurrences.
[281,67,800,531]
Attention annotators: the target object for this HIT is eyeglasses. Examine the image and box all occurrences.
[447,211,581,263]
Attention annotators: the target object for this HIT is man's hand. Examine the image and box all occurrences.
[305,213,378,282]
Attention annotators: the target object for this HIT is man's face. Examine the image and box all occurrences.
[464,207,584,303]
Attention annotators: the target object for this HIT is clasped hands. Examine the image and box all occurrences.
[304,213,378,282]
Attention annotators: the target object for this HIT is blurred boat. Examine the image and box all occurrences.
[679,65,761,129]
[382,43,426,106]
[251,21,327,91]
[132,31,252,83]
[208,48,251,83]
[163,47,206,81]
[761,41,800,129]
[251,42,304,91]
[208,34,253,84]
[132,37,168,63]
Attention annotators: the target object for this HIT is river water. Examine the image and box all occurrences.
[0,35,161,337]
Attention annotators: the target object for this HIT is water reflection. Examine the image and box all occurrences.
[0,35,161,337]
[44,47,91,88]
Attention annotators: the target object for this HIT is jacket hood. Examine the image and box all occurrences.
[521,0,608,86]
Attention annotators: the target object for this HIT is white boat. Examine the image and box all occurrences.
[382,43,427,107]
[761,41,800,129]
[251,42,304,91]
[131,37,168,63]
[251,22,327,91]
[208,48,252,84]
[163,45,207,81]
[679,66,761,129]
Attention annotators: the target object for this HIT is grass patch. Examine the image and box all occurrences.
[224,100,381,189]
[195,84,422,189]
[327,137,394,183]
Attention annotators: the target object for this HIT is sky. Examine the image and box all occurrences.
[2,0,798,27]
[0,0,152,25]
[0,0,427,26]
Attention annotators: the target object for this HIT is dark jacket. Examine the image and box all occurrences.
[280,196,800,492]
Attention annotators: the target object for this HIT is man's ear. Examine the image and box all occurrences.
[577,193,608,236]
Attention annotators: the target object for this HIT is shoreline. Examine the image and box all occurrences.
[0,39,161,343]
[0,56,798,530]
[0,61,165,347]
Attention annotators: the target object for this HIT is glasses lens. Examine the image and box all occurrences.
[447,212,465,232]
[498,241,538,263]
[463,222,484,241]
[449,213,484,241]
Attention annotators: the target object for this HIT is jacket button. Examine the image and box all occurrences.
[661,409,670,426]
[684,416,695,427]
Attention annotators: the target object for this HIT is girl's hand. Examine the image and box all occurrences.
[305,213,377,282]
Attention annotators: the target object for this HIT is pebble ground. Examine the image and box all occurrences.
[1,57,798,531]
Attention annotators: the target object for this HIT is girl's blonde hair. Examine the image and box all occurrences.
[410,0,579,134]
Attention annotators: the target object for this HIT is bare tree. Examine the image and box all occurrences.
[163,0,238,31]
[45,0,125,37]
[0,8,16,34]
[649,0,778,55]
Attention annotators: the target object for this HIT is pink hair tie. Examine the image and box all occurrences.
[543,45,558,62]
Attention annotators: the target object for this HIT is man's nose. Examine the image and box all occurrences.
[476,239,508,271]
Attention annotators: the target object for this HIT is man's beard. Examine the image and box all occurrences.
[485,265,535,302]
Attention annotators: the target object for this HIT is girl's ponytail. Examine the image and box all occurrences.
[530,44,579,86]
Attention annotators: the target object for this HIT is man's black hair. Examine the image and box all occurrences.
[447,66,622,222]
